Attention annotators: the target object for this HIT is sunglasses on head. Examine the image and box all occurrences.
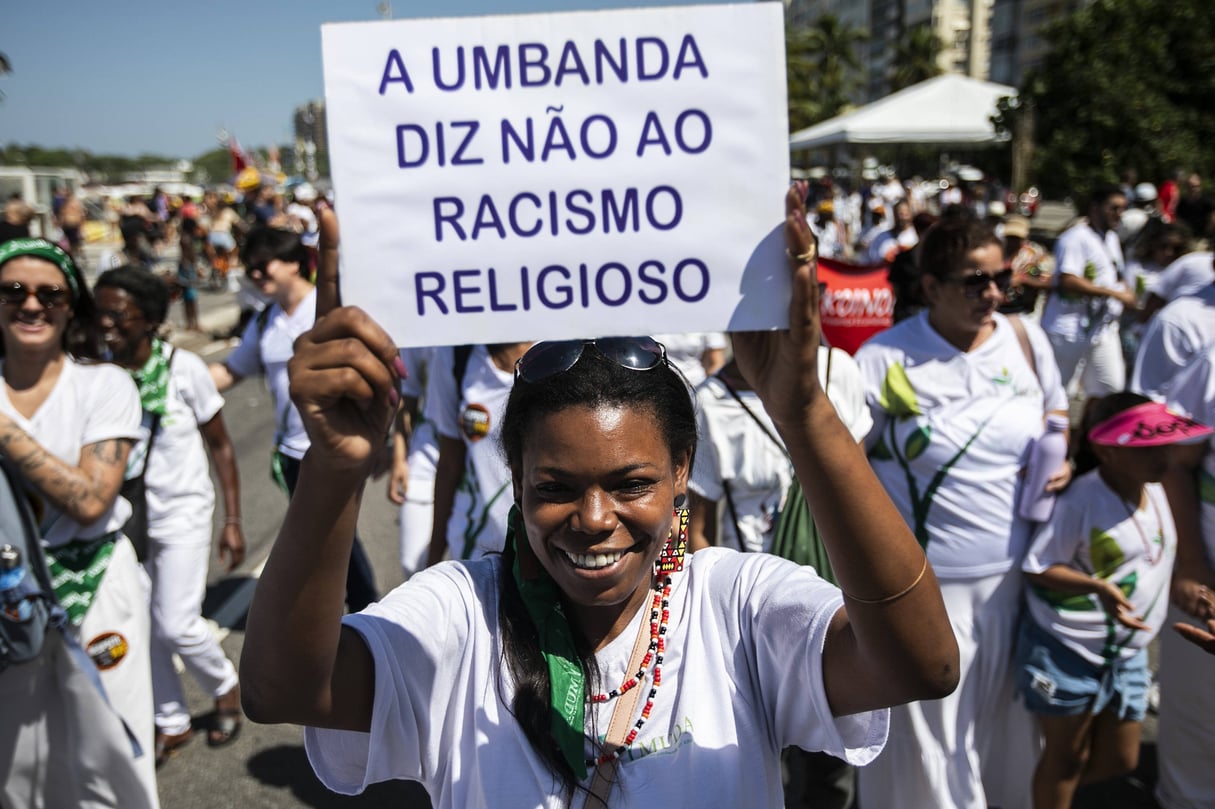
[0,282,71,309]
[944,268,1014,298]
[514,337,668,383]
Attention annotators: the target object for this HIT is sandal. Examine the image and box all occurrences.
[208,685,242,748]
[155,727,195,768]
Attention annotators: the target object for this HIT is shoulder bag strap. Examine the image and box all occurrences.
[584,613,653,808]
[715,372,789,461]
[1006,314,1040,387]
[719,479,748,553]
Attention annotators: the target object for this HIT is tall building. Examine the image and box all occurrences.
[788,0,998,101]
[989,0,1088,87]
[784,0,872,105]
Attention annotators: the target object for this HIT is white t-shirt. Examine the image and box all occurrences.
[865,227,917,265]
[0,359,141,547]
[127,347,224,537]
[424,345,514,559]
[651,332,726,389]
[305,550,887,808]
[1041,223,1126,342]
[1023,472,1175,666]
[1131,284,1215,401]
[690,348,872,552]
[1152,251,1214,303]
[1166,344,1215,567]
[225,288,316,459]
[854,312,1068,578]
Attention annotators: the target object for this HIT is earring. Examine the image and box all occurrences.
[658,500,689,574]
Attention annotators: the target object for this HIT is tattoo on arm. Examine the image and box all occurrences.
[86,439,127,466]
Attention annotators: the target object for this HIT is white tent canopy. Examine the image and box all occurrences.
[788,74,1017,150]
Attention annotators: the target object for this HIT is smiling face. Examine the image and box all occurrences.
[514,403,689,643]
[94,286,152,366]
[0,256,73,357]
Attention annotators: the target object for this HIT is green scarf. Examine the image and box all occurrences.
[46,533,117,625]
[132,338,171,417]
[507,506,588,780]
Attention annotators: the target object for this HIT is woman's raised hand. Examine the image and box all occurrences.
[288,209,403,472]
[732,182,824,430]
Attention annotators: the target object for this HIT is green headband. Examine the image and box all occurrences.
[0,238,82,305]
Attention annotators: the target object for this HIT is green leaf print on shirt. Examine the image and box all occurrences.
[904,426,932,460]
[1089,527,1126,579]
[879,363,922,418]
[1032,583,1099,612]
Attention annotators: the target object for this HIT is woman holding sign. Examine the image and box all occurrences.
[239,185,959,808]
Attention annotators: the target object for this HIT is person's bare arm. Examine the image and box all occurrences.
[0,414,130,526]
[1163,443,1215,621]
[1057,273,1137,307]
[201,411,245,573]
[387,396,417,505]
[733,184,958,718]
[210,362,242,393]
[1025,566,1150,631]
[426,435,466,567]
[241,209,400,730]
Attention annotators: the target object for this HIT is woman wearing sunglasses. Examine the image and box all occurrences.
[240,186,959,808]
[0,239,158,807]
[853,217,1071,809]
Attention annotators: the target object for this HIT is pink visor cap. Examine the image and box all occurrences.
[1088,402,1214,448]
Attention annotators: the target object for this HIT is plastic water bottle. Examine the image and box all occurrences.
[0,544,33,623]
[1018,414,1071,523]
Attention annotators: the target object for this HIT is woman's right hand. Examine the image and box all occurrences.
[1097,579,1152,631]
[288,209,403,472]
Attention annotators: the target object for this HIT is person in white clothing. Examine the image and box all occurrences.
[688,347,871,554]
[210,226,378,611]
[1144,251,1214,319]
[0,239,158,808]
[854,217,1071,809]
[1015,394,1209,809]
[238,190,959,809]
[1040,185,1137,396]
[388,345,439,577]
[1156,345,1215,808]
[1131,282,1215,402]
[425,343,531,565]
[688,345,872,809]
[94,265,245,764]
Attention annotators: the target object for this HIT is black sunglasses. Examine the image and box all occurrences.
[0,282,71,309]
[514,337,668,382]
[943,268,1014,299]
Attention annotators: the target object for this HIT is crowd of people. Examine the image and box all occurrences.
[3,162,1215,809]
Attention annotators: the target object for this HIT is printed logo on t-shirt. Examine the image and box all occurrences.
[87,631,129,670]
[461,404,491,442]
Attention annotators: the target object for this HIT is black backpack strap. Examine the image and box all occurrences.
[452,344,474,390]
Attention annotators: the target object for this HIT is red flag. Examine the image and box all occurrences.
[228,137,250,174]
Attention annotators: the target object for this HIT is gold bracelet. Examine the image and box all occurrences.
[843,554,929,606]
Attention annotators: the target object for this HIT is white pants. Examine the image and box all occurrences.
[145,528,238,735]
[1050,323,1125,397]
[399,420,439,578]
[857,571,1038,809]
[1155,605,1215,808]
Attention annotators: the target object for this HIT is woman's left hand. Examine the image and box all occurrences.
[218,523,245,573]
[732,182,823,430]
[1044,458,1072,493]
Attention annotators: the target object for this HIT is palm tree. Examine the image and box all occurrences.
[889,25,943,92]
[786,14,868,131]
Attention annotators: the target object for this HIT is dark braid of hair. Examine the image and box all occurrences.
[495,344,697,798]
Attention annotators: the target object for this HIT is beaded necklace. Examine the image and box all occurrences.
[585,571,672,768]
[1120,488,1165,567]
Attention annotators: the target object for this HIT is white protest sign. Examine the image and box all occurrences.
[322,3,790,348]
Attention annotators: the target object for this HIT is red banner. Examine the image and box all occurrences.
[818,257,893,355]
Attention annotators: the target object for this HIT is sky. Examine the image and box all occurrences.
[1,0,740,159]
